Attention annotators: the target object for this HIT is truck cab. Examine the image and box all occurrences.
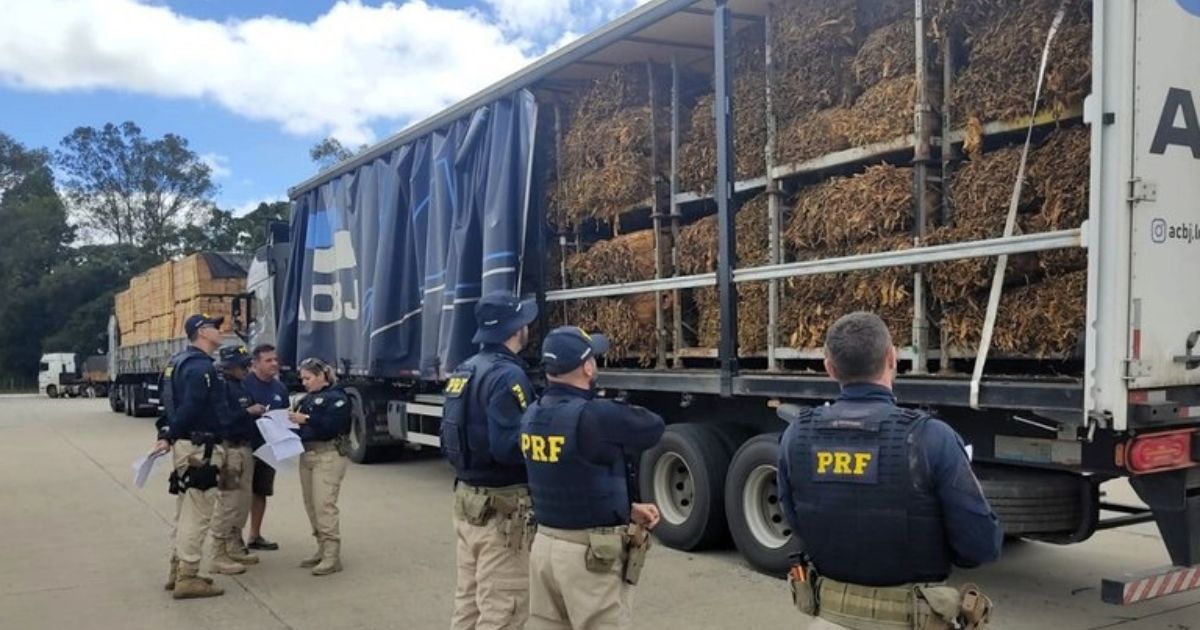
[38,353,76,398]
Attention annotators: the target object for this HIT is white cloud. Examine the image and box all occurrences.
[199,152,231,179]
[482,0,643,44]
[0,0,546,145]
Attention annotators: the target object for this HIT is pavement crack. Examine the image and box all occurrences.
[1086,599,1200,629]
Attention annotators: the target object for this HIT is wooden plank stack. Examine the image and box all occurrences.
[115,253,245,348]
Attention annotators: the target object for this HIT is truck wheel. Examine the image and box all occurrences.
[46,385,58,399]
[725,433,802,576]
[638,423,731,551]
[84,385,97,399]
[109,389,123,413]
[975,464,1088,537]
[345,388,381,464]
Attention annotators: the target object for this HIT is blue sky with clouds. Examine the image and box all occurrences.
[0,0,646,214]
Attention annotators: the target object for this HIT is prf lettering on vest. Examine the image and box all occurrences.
[521,433,566,462]
[812,445,879,484]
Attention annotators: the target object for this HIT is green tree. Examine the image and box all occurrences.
[56,122,218,258]
[177,200,290,255]
[0,133,73,380]
[310,137,369,172]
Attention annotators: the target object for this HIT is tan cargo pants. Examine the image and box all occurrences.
[450,484,531,630]
[299,442,348,543]
[170,440,225,564]
[211,444,254,542]
[527,529,635,630]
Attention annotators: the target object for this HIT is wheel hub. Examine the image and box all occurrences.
[653,452,695,525]
[742,464,791,549]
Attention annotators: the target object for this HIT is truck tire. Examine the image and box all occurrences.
[109,389,123,413]
[46,385,58,399]
[84,385,97,399]
[123,386,134,416]
[639,423,732,550]
[725,433,802,576]
[975,464,1087,536]
[345,388,382,464]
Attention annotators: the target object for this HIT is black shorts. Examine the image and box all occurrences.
[252,456,276,497]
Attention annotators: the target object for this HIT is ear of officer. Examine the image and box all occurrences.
[776,312,1002,591]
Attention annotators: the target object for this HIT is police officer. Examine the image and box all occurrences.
[209,344,266,575]
[289,357,352,576]
[776,312,1003,629]
[444,292,538,630]
[521,326,666,630]
[151,314,230,599]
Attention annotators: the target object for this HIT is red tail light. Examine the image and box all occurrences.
[1127,430,1195,473]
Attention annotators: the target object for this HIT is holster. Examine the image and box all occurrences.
[168,471,183,495]
[454,490,494,527]
[492,493,534,551]
[178,440,220,491]
[584,531,623,574]
[622,524,652,586]
[914,583,993,630]
[787,563,820,616]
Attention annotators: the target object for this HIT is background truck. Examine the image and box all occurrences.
[242,0,1200,604]
[107,252,248,416]
[38,353,109,399]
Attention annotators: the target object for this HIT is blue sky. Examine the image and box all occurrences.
[0,0,645,214]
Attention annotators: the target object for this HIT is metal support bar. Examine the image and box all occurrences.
[680,7,761,21]
[554,105,569,322]
[1095,513,1158,531]
[911,0,933,375]
[714,0,739,396]
[626,35,713,52]
[1100,502,1153,515]
[648,61,668,369]
[547,229,1083,301]
[938,8,958,375]
[670,56,684,367]
[764,9,781,372]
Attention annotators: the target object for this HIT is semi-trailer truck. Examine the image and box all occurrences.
[237,0,1200,604]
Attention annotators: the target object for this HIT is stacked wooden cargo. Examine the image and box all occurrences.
[548,0,1091,368]
[115,253,245,348]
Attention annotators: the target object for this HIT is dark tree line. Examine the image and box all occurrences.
[0,125,289,382]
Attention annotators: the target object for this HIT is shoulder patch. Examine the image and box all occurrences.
[334,399,346,408]
[511,383,528,410]
[314,397,325,406]
[444,371,472,398]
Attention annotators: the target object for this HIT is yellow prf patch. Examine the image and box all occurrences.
[444,375,470,396]
[812,445,879,484]
[163,366,174,378]
[511,384,528,410]
[521,433,565,463]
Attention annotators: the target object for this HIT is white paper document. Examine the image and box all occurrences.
[264,408,299,430]
[254,412,304,470]
[132,450,166,489]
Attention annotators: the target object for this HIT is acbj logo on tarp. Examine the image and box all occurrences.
[300,206,360,323]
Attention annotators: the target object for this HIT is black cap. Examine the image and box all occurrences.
[541,326,609,376]
[184,313,224,339]
[472,292,538,345]
[216,344,251,370]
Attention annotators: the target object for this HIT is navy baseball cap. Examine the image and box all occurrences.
[184,313,224,339]
[216,344,252,369]
[541,326,609,376]
[472,292,539,344]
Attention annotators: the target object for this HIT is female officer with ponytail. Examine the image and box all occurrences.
[289,357,352,576]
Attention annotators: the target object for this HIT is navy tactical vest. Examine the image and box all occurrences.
[440,352,525,486]
[786,400,951,586]
[522,395,629,529]
[160,346,210,418]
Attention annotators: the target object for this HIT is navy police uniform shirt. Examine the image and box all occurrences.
[156,348,225,442]
[219,374,260,445]
[524,383,665,493]
[776,383,1003,570]
[293,385,353,443]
